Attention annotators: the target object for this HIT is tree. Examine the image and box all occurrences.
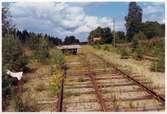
[132,32,145,60]
[125,2,142,41]
[2,8,10,36]
[16,30,30,44]
[115,31,126,43]
[33,37,50,64]
[102,27,113,44]
[48,36,62,46]
[88,26,113,44]
[140,21,165,38]
[134,31,146,40]
[64,36,80,45]
[2,35,23,71]
[2,8,16,37]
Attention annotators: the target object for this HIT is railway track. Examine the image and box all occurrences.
[56,51,165,112]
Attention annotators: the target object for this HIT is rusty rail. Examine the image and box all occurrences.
[86,58,109,111]
[58,52,165,111]
[57,78,64,112]
[115,66,165,105]
[89,73,109,111]
[56,76,64,112]
[91,52,165,105]
[57,64,67,112]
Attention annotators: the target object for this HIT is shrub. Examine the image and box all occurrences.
[152,39,165,56]
[2,34,27,110]
[33,37,50,64]
[34,49,49,64]
[134,31,146,40]
[120,48,130,59]
[92,45,96,48]
[51,49,65,65]
[14,93,38,112]
[49,71,63,96]
[134,47,144,60]
[92,44,101,49]
[132,32,146,50]
[132,33,145,60]
[150,55,164,72]
[19,55,29,72]
[103,45,110,51]
[2,34,23,70]
[2,69,12,110]
[78,77,86,82]
[132,36,140,51]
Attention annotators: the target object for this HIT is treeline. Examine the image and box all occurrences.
[88,2,165,44]
[88,21,164,44]
[16,30,62,47]
[10,29,80,48]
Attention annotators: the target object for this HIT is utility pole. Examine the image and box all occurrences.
[113,18,116,47]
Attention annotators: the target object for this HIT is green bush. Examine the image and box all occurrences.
[33,38,50,64]
[2,69,12,110]
[134,47,144,60]
[34,49,49,64]
[132,32,145,60]
[134,31,146,40]
[92,44,101,49]
[150,55,164,72]
[2,34,23,70]
[78,77,86,82]
[132,36,140,51]
[132,32,146,50]
[51,49,65,65]
[120,48,129,59]
[103,45,110,51]
[152,39,164,56]
[49,74,61,96]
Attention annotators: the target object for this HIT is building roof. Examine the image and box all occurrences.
[56,45,81,49]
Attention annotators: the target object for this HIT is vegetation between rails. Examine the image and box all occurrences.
[2,1,165,111]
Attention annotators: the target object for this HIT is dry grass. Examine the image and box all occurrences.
[34,83,46,92]
[5,59,58,111]
[81,45,165,111]
[78,77,87,82]
[14,93,39,112]
[83,45,164,90]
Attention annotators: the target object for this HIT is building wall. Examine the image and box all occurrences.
[93,37,102,42]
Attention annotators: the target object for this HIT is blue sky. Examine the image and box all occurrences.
[2,2,165,41]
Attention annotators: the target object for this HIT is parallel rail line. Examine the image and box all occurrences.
[91,52,165,105]
[56,52,165,112]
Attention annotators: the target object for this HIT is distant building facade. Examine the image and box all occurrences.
[56,45,81,55]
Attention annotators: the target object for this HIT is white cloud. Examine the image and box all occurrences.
[143,14,165,24]
[9,2,114,42]
[142,3,165,24]
[143,5,163,15]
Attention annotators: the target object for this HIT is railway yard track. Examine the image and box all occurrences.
[56,50,165,112]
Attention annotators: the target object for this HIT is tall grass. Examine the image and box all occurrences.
[13,93,38,112]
